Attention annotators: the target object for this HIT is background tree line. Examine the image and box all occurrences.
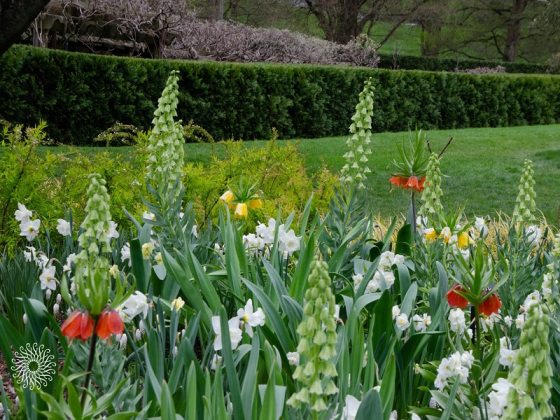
[2,0,559,63]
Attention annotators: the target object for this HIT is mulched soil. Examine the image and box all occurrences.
[0,352,17,414]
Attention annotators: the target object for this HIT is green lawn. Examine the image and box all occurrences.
[26,124,560,224]
[369,22,422,56]
[179,125,560,224]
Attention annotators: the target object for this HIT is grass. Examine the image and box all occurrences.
[48,124,560,225]
[368,22,422,56]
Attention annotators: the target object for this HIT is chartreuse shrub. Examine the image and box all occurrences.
[0,123,335,250]
[2,46,560,144]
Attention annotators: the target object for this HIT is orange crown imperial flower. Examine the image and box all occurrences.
[478,294,502,316]
[61,311,95,341]
[447,284,469,308]
[389,175,426,192]
[96,310,125,340]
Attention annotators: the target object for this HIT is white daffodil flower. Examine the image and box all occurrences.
[39,265,57,291]
[56,219,72,237]
[15,203,32,223]
[20,219,40,241]
[395,313,410,331]
[237,299,265,337]
[342,395,361,420]
[106,221,119,239]
[212,316,242,351]
[412,313,432,332]
[119,291,149,321]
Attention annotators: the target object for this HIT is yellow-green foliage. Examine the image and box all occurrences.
[0,122,335,249]
[183,139,337,227]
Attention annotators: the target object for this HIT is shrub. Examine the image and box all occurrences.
[1,46,560,144]
[0,123,335,249]
[377,53,548,74]
[183,137,337,227]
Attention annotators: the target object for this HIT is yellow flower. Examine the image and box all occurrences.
[424,228,437,242]
[234,203,248,219]
[248,198,263,209]
[457,232,470,249]
[171,297,185,311]
[155,252,163,265]
[220,190,235,204]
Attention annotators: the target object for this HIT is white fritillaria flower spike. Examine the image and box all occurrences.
[237,299,265,337]
[212,316,243,351]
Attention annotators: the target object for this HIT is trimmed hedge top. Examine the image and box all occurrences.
[377,53,549,74]
[1,45,560,144]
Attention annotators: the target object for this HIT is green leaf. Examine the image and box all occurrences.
[161,381,177,419]
[395,223,413,256]
[219,308,245,420]
[185,362,197,420]
[241,334,260,420]
[380,354,396,419]
[356,388,383,420]
[130,238,147,292]
[243,279,294,353]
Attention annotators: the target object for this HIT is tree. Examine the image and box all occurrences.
[0,0,50,55]
[414,1,452,57]
[447,0,558,62]
[304,0,427,44]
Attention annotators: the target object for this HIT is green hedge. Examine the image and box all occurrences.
[377,53,549,74]
[1,45,560,144]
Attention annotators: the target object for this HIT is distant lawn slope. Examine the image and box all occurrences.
[29,124,560,224]
[182,125,560,224]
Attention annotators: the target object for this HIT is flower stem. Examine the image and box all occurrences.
[81,318,98,408]
[411,191,416,233]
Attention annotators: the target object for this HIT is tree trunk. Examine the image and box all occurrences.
[209,0,224,21]
[421,20,442,57]
[322,1,361,43]
[0,0,51,55]
[504,0,529,62]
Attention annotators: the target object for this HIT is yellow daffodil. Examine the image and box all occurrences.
[220,190,235,204]
[457,232,470,249]
[234,203,248,219]
[248,198,263,209]
[424,228,437,242]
